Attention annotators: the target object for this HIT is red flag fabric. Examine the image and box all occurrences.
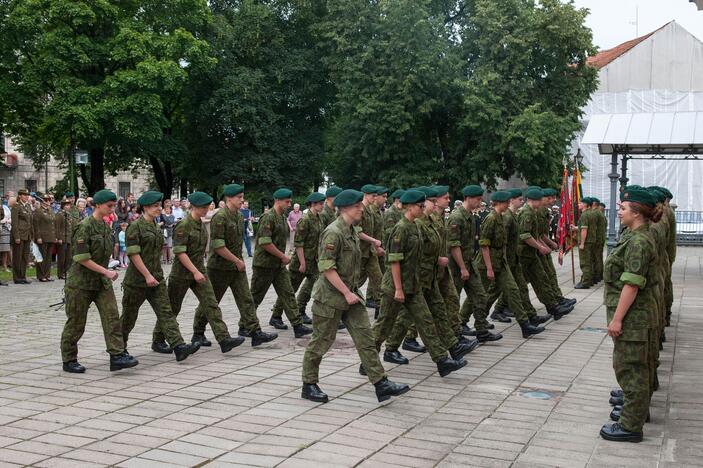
[558,166,572,252]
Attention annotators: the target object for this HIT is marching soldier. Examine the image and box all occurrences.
[120,191,201,361]
[11,189,33,284]
[372,189,467,377]
[475,191,546,338]
[60,189,138,373]
[358,184,384,312]
[160,192,246,354]
[55,200,76,279]
[250,188,312,337]
[301,189,410,404]
[320,186,342,228]
[271,192,325,326]
[198,184,278,346]
[448,185,501,341]
[600,187,660,443]
[383,189,405,248]
[33,194,57,282]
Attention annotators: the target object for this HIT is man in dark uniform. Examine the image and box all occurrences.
[11,189,33,284]
[33,194,57,282]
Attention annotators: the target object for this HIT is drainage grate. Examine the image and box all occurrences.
[579,326,608,333]
[518,388,564,400]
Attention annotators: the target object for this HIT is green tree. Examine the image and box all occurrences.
[0,0,213,196]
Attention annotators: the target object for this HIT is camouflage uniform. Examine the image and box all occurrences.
[385,213,458,352]
[537,207,563,298]
[10,200,33,281]
[664,206,676,323]
[649,218,669,392]
[302,217,386,385]
[120,217,186,348]
[33,205,57,280]
[198,206,263,334]
[159,215,233,343]
[358,203,383,305]
[249,208,303,326]
[373,217,449,363]
[272,209,323,318]
[578,209,597,286]
[320,202,337,228]
[594,208,607,280]
[382,204,403,248]
[60,217,124,362]
[475,210,530,323]
[447,205,489,332]
[494,208,537,317]
[604,223,658,433]
[518,205,561,309]
[55,209,76,278]
[432,211,463,335]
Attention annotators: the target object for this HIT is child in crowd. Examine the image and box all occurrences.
[118,222,128,268]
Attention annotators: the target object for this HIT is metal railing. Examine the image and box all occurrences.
[603,209,703,245]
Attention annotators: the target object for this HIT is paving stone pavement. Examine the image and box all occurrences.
[0,248,701,467]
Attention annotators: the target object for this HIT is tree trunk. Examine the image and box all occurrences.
[78,147,105,196]
[179,178,188,198]
[149,156,173,198]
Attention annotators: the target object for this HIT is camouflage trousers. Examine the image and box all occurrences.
[520,255,560,308]
[374,291,448,363]
[250,266,302,327]
[495,261,537,316]
[302,299,386,385]
[271,268,318,318]
[386,281,458,352]
[358,254,383,304]
[477,262,530,323]
[365,256,384,304]
[36,242,55,280]
[60,286,124,362]
[158,277,232,343]
[613,330,652,432]
[121,282,186,348]
[594,244,604,280]
[451,263,489,332]
[402,266,462,341]
[200,268,262,334]
[56,243,72,278]
[578,245,597,286]
[540,252,563,299]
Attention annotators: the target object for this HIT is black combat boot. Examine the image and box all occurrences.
[529,315,550,325]
[337,322,346,330]
[449,341,473,361]
[220,336,245,353]
[519,321,545,338]
[458,335,480,353]
[110,352,139,371]
[374,377,410,402]
[437,357,467,377]
[599,423,643,443]
[300,310,312,325]
[401,338,426,353]
[238,327,252,338]
[574,282,590,289]
[62,360,86,373]
[269,316,288,330]
[461,324,477,336]
[383,350,409,365]
[293,324,313,338]
[174,342,200,362]
[151,341,173,354]
[502,307,515,318]
[302,383,328,403]
[191,333,212,347]
[251,330,278,347]
[490,310,511,323]
[476,330,503,343]
[609,395,624,406]
[559,297,577,307]
[359,364,367,376]
[610,388,624,398]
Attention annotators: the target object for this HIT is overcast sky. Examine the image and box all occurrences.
[570,0,703,50]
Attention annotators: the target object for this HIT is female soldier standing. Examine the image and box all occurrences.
[120,191,200,361]
[60,190,138,373]
[600,187,660,443]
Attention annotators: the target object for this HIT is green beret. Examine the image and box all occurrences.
[375,186,389,195]
[417,186,437,198]
[525,188,544,200]
[305,192,326,204]
[542,188,557,197]
[325,186,343,198]
[491,191,511,202]
[188,191,213,207]
[661,187,673,199]
[528,185,542,191]
[433,185,449,197]
[647,188,666,203]
[64,191,74,197]
[620,188,655,207]
[400,189,426,204]
[580,197,591,205]
[223,184,244,197]
[509,188,524,199]
[93,189,117,205]
[590,197,601,205]
[360,184,377,194]
[461,185,484,198]
[273,188,293,200]
[334,189,364,207]
[137,191,163,206]
[625,185,643,191]
[390,189,405,199]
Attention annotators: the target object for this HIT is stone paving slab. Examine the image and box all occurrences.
[0,248,700,467]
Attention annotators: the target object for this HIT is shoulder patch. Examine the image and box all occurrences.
[325,243,335,251]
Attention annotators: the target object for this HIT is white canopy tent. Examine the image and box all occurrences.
[574,21,703,213]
